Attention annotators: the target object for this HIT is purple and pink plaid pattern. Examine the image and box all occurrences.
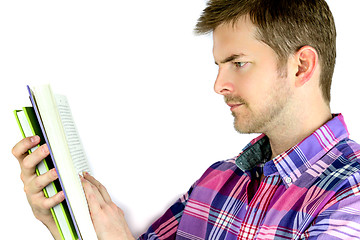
[139,114,360,239]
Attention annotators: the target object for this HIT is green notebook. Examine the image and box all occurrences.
[14,107,78,240]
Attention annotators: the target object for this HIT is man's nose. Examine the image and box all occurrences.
[214,68,234,95]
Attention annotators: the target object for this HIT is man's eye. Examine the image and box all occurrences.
[234,62,247,68]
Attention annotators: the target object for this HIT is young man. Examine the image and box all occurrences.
[12,0,360,239]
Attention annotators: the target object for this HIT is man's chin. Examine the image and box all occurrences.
[234,122,252,134]
[234,125,256,134]
[234,118,262,134]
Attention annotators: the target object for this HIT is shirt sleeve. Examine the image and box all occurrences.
[300,182,360,239]
[137,182,197,240]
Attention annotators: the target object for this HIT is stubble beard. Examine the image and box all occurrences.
[229,70,292,134]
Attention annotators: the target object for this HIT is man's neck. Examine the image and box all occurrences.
[266,106,332,159]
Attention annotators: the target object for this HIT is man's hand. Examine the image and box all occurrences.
[12,136,64,240]
[81,172,135,240]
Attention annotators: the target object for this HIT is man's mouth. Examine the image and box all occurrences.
[226,103,244,111]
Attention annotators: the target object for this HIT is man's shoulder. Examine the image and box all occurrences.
[195,157,245,185]
[333,138,360,163]
[318,138,360,189]
[206,157,239,172]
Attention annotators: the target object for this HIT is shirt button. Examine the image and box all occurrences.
[285,177,292,184]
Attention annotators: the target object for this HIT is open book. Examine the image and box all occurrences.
[14,85,97,240]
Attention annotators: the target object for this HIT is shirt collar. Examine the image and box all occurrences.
[235,114,349,188]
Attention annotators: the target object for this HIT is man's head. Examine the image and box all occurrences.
[196,0,336,134]
[196,0,336,103]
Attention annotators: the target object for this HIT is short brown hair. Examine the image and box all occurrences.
[195,0,336,103]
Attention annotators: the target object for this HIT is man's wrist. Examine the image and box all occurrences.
[43,219,62,240]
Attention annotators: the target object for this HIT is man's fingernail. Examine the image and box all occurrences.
[42,144,49,153]
[59,191,65,199]
[31,136,39,142]
[52,168,58,178]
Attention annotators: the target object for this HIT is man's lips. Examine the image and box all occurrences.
[226,103,244,111]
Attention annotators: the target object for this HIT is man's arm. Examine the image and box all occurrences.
[301,180,360,239]
[81,172,195,240]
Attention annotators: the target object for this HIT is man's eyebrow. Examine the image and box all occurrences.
[215,53,247,65]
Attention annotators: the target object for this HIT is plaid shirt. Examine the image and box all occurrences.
[139,114,360,239]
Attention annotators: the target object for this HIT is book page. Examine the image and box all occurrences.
[55,94,91,175]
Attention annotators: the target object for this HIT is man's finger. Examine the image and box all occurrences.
[83,172,112,203]
[81,176,102,215]
[26,168,59,195]
[12,136,41,162]
[21,144,50,177]
[44,191,65,209]
[84,176,107,207]
[39,191,66,210]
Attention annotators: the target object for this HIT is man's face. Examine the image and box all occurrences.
[213,17,294,134]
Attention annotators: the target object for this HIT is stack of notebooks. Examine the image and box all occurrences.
[14,85,97,240]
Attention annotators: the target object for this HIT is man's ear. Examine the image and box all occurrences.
[294,46,318,87]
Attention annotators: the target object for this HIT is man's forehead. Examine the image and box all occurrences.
[212,18,257,61]
[213,15,256,37]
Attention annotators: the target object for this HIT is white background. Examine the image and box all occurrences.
[0,0,359,238]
